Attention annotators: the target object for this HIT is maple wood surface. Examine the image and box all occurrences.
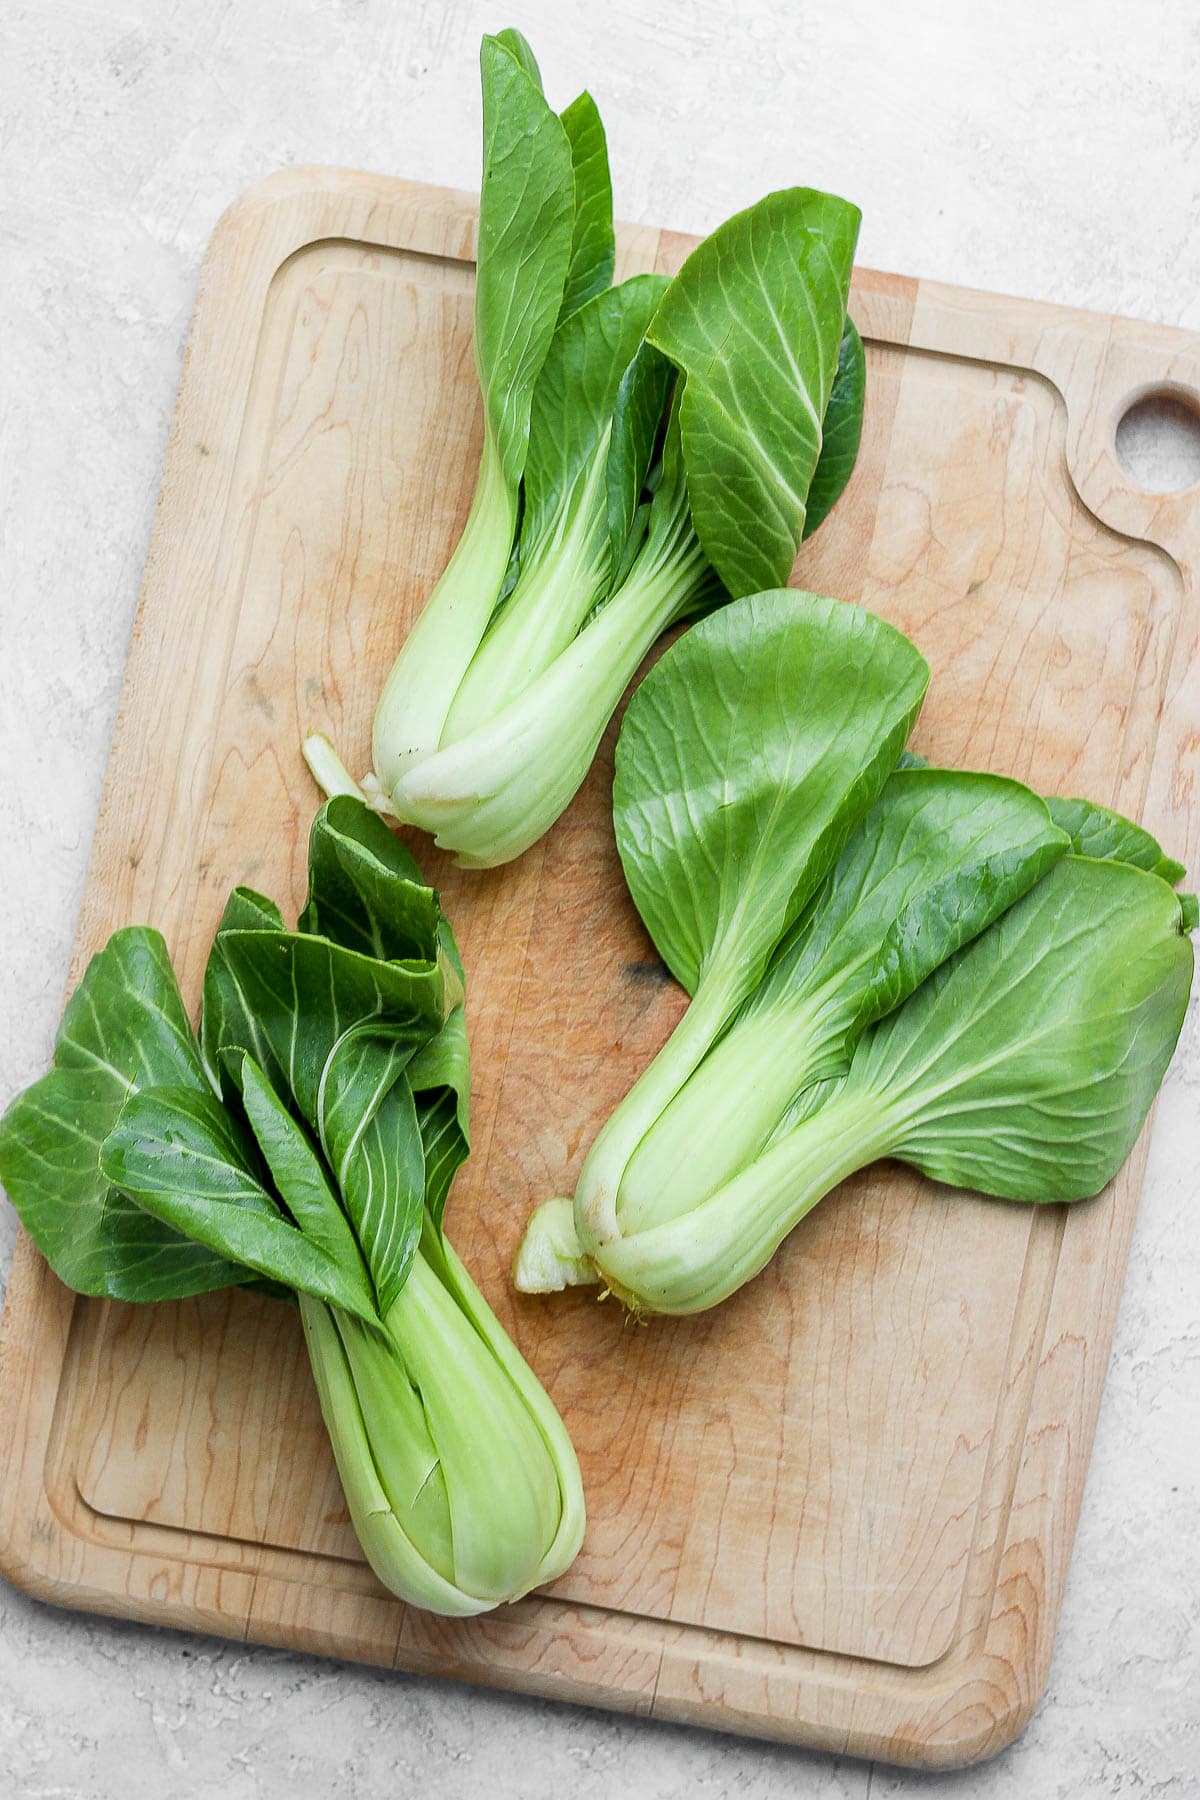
[1,169,1197,1769]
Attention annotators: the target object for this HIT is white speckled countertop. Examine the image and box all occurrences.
[2,2,1198,1793]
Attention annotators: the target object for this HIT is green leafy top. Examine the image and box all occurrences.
[748,766,1070,1049]
[1046,794,1186,886]
[0,800,469,1317]
[612,764,1070,1235]
[647,187,862,596]
[0,929,250,1302]
[613,589,929,1007]
[579,853,1194,1317]
[862,855,1195,1200]
[475,32,577,487]
[802,319,866,541]
[520,274,670,559]
[559,90,615,317]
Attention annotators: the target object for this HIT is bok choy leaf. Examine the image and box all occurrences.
[803,319,866,540]
[1045,793,1187,884]
[0,929,252,1302]
[643,186,861,597]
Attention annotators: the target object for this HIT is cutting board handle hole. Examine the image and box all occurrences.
[1114,389,1200,494]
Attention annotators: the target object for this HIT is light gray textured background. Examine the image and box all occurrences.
[2,2,1199,1795]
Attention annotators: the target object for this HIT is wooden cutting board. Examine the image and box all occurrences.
[2,169,1198,1769]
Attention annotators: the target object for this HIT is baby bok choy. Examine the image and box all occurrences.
[573,856,1194,1314]
[514,587,932,1276]
[304,28,867,867]
[0,799,583,1614]
[513,592,1194,1314]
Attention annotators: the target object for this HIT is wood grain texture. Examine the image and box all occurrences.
[0,168,1197,1769]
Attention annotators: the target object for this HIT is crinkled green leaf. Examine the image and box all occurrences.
[101,1084,377,1322]
[3,799,472,1345]
[298,796,438,958]
[297,795,467,1016]
[803,317,865,540]
[646,187,861,596]
[236,1053,369,1281]
[0,929,247,1302]
[0,1072,245,1303]
[408,1005,472,1226]
[559,90,614,317]
[200,887,286,1098]
[55,928,207,1091]
[606,338,675,576]
[1046,794,1186,885]
[210,929,445,1124]
[317,1027,427,1313]
[752,767,1070,1044]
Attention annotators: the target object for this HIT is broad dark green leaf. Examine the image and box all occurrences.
[859,857,1195,1200]
[751,767,1070,1048]
[201,801,467,1288]
[298,796,441,961]
[0,929,247,1302]
[476,32,575,486]
[613,589,929,1003]
[605,339,675,577]
[408,1005,472,1226]
[3,796,472,1336]
[1046,794,1186,885]
[559,91,615,317]
[522,275,670,553]
[0,1072,248,1303]
[200,887,286,1098]
[646,187,861,596]
[237,1053,369,1279]
[803,318,865,540]
[317,1027,427,1313]
[101,1084,377,1322]
[55,928,208,1089]
[209,929,446,1125]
